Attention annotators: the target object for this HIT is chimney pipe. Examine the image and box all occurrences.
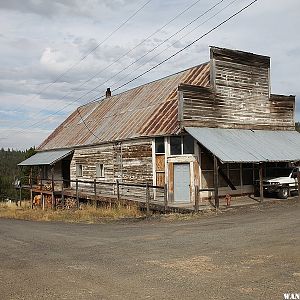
[106,88,111,98]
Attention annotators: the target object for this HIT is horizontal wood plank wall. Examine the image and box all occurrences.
[179,48,295,130]
[70,139,153,189]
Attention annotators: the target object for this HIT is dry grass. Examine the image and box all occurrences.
[0,201,144,223]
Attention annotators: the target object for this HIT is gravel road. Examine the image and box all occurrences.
[0,200,299,299]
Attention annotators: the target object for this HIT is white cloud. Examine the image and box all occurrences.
[0,0,299,150]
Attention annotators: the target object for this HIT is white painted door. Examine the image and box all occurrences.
[174,163,190,203]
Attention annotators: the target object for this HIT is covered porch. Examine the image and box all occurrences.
[186,127,300,208]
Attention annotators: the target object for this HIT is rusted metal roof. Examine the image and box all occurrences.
[39,63,210,150]
[186,127,300,163]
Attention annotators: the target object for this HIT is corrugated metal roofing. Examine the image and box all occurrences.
[18,149,73,166]
[38,63,210,150]
[186,127,300,163]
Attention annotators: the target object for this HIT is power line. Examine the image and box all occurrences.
[3,0,201,132]
[40,0,226,113]
[113,0,258,94]
[3,0,258,143]
[74,0,226,104]
[77,0,258,139]
[109,0,239,92]
[2,0,152,130]
[83,0,240,105]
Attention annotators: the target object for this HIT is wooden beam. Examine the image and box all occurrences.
[218,165,237,190]
[297,168,300,202]
[51,166,55,210]
[199,145,236,190]
[259,163,264,202]
[214,156,219,208]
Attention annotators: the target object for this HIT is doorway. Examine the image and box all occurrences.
[174,163,190,203]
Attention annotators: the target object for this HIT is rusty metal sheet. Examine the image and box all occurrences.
[38,63,210,150]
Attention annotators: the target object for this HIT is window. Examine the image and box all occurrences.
[183,135,194,154]
[170,135,194,155]
[155,137,165,153]
[170,136,181,155]
[76,164,83,177]
[96,163,104,178]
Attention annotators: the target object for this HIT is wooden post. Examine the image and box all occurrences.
[30,168,33,209]
[259,163,264,202]
[30,190,33,209]
[94,179,97,207]
[214,156,219,208]
[146,182,150,217]
[164,184,168,212]
[297,168,300,202]
[76,179,79,209]
[42,193,45,211]
[194,185,199,213]
[19,185,22,207]
[51,166,55,210]
[116,180,120,202]
[61,183,65,209]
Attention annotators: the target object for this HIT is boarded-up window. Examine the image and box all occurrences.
[156,155,165,171]
[76,164,83,177]
[96,163,104,178]
[156,154,165,187]
[156,172,165,187]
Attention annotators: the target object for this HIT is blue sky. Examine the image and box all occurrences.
[0,0,299,150]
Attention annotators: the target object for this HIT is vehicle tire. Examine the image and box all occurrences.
[277,187,289,199]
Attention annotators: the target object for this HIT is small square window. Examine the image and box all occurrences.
[96,163,104,177]
[76,164,83,177]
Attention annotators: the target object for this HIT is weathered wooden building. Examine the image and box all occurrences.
[19,46,300,208]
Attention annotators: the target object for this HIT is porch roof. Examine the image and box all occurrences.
[186,127,300,163]
[18,149,73,166]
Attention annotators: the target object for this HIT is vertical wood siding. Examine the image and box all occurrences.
[179,48,295,130]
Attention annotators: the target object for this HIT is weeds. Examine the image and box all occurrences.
[0,201,143,223]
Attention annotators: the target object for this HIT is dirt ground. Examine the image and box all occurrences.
[0,199,299,300]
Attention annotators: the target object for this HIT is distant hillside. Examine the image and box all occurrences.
[0,147,35,200]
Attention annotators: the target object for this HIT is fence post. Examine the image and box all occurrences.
[61,180,65,209]
[214,156,219,209]
[19,185,22,207]
[94,179,97,208]
[164,184,168,212]
[259,163,264,203]
[297,168,300,202]
[42,193,45,211]
[30,173,33,209]
[51,168,55,210]
[76,179,79,209]
[146,182,150,217]
[194,185,199,213]
[116,180,120,202]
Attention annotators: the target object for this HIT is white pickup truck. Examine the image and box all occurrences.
[256,167,299,199]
